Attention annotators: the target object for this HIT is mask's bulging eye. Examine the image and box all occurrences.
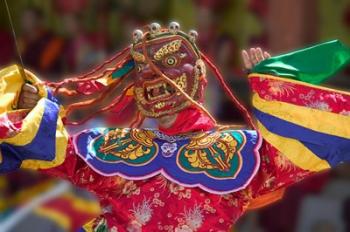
[164,56,178,67]
[136,64,142,72]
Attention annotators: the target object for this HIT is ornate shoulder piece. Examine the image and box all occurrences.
[74,128,261,194]
[82,128,158,166]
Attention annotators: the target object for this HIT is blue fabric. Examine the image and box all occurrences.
[47,88,60,105]
[0,99,60,173]
[0,145,22,173]
[253,108,350,166]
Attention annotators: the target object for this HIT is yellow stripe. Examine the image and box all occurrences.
[0,65,48,114]
[1,99,47,146]
[34,206,71,231]
[96,74,115,86]
[82,218,96,232]
[62,192,101,215]
[126,86,134,96]
[248,73,350,96]
[252,94,350,139]
[0,65,23,112]
[0,65,48,146]
[9,180,56,206]
[0,65,67,169]
[21,113,68,170]
[257,121,330,172]
[22,67,47,98]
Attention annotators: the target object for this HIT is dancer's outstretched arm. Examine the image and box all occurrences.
[242,40,350,209]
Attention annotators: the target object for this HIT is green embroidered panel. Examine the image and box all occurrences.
[177,131,245,179]
[92,128,158,166]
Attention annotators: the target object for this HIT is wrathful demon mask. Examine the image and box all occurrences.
[47,22,253,128]
[131,22,207,118]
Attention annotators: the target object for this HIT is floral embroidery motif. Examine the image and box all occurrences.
[267,80,296,96]
[340,110,350,116]
[122,181,141,197]
[221,194,239,207]
[111,226,119,232]
[168,183,192,200]
[175,204,204,232]
[130,198,154,226]
[203,198,216,214]
[127,220,142,232]
[274,151,296,172]
[152,192,165,207]
[155,175,169,189]
[306,100,331,111]
[251,75,350,114]
[175,225,193,232]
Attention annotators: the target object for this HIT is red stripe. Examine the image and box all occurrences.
[249,74,350,114]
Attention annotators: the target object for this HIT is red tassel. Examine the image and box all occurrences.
[64,83,134,126]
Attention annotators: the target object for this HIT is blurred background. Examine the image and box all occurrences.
[0,0,350,231]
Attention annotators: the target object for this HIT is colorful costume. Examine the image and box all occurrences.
[1,23,350,231]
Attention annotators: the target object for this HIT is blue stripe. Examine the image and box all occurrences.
[0,99,60,172]
[253,108,350,166]
[47,88,60,105]
[0,145,22,173]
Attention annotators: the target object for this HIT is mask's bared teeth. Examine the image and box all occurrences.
[154,101,166,109]
[162,83,168,95]
[147,92,151,100]
[165,83,172,94]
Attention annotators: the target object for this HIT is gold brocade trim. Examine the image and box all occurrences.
[135,99,191,118]
[130,49,145,63]
[177,131,245,179]
[130,129,155,146]
[186,132,221,149]
[97,129,158,165]
[153,40,182,60]
[133,33,201,58]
